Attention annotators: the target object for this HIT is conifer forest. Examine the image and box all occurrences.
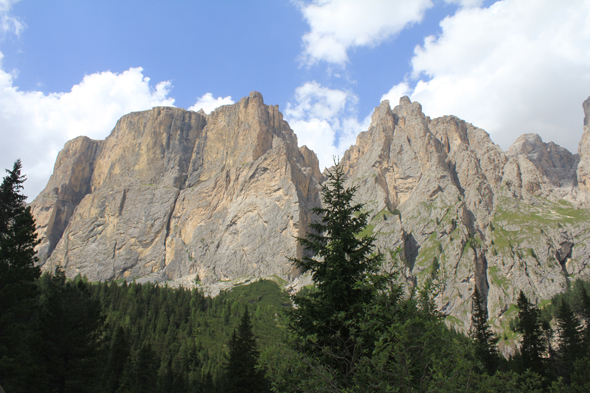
[3,160,590,392]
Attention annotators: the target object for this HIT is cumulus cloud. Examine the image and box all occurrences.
[188,93,234,114]
[297,0,433,66]
[384,0,590,153]
[285,81,369,169]
[0,66,175,200]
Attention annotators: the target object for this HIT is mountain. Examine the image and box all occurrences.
[30,92,590,336]
[31,92,321,289]
[339,96,590,338]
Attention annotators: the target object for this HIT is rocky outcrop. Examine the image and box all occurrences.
[504,133,579,202]
[31,92,321,284]
[31,136,102,263]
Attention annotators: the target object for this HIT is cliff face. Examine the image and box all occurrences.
[339,96,590,338]
[31,92,590,339]
[31,92,321,285]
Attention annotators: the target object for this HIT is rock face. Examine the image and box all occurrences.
[31,91,590,341]
[31,92,321,285]
[339,96,590,337]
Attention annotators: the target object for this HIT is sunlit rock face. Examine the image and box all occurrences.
[339,96,590,336]
[32,92,590,342]
[31,92,322,285]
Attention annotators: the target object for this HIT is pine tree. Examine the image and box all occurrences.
[555,298,583,382]
[0,160,41,391]
[470,286,499,374]
[515,290,545,376]
[224,307,269,393]
[287,161,386,384]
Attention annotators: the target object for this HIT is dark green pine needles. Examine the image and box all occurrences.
[288,161,387,385]
[0,160,41,391]
[224,307,269,393]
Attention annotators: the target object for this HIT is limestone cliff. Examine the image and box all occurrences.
[31,92,321,285]
[339,96,590,341]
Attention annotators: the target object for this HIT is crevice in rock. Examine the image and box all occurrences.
[555,240,573,286]
[117,189,127,216]
[473,246,490,307]
[403,231,420,272]
[162,190,181,271]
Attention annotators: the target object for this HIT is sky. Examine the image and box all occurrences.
[1,0,590,200]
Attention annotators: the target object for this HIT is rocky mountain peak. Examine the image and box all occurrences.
[31,94,321,287]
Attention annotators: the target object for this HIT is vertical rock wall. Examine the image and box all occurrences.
[31,92,321,284]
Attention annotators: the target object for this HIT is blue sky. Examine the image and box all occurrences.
[1,0,590,199]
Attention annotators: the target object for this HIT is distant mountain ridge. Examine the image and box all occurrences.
[30,92,590,338]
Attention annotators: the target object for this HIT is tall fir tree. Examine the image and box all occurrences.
[555,298,583,382]
[224,307,269,393]
[287,161,387,387]
[0,160,41,391]
[515,290,545,377]
[470,286,499,374]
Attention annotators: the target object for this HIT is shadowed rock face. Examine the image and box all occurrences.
[32,92,590,342]
[31,92,322,284]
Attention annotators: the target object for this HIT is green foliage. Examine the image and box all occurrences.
[470,287,500,374]
[36,268,106,393]
[555,299,583,382]
[86,278,291,392]
[287,161,388,387]
[514,291,546,378]
[224,307,269,393]
[0,160,42,391]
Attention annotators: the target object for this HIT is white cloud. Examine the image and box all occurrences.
[381,81,411,104]
[0,65,175,200]
[444,0,484,8]
[285,81,368,169]
[298,0,433,66]
[0,0,23,37]
[388,0,590,153]
[188,92,234,114]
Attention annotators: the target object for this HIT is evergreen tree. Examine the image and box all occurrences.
[224,307,268,393]
[470,286,499,374]
[555,298,583,382]
[515,290,545,377]
[287,161,386,385]
[37,269,105,393]
[0,160,41,391]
